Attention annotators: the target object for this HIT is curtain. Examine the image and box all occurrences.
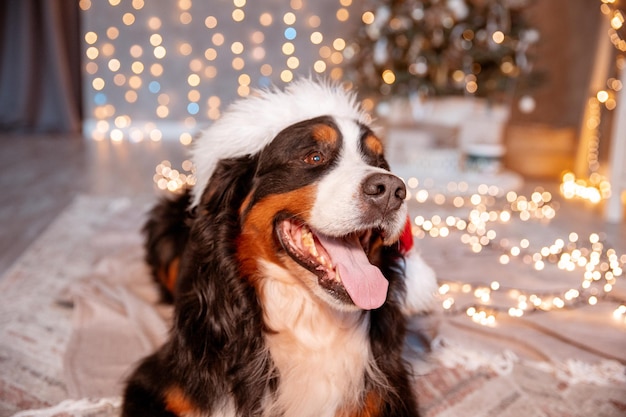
[0,0,82,134]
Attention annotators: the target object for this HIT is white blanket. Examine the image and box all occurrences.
[1,195,625,417]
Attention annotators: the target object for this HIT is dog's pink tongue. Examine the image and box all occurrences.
[316,234,389,310]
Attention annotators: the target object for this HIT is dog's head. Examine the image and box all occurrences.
[191,80,410,312]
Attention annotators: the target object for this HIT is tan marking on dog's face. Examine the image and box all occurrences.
[239,192,253,217]
[157,257,180,294]
[164,386,196,415]
[337,390,383,417]
[311,123,339,146]
[237,185,316,279]
[364,134,384,156]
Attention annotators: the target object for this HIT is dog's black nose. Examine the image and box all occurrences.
[362,173,406,213]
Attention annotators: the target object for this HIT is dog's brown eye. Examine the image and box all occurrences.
[304,151,325,165]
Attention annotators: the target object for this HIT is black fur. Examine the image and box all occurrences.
[369,248,419,415]
[124,156,276,416]
[123,138,421,416]
[143,191,191,302]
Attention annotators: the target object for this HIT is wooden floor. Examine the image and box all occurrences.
[0,134,187,276]
[0,134,624,278]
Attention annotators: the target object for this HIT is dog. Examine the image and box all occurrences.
[122,79,437,417]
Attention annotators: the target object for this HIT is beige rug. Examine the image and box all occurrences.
[1,195,625,417]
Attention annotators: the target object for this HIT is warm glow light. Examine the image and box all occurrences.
[110,129,124,141]
[150,34,162,46]
[204,48,217,61]
[252,46,266,60]
[310,32,323,44]
[287,56,300,69]
[154,46,166,59]
[466,81,478,93]
[232,9,245,22]
[259,13,273,26]
[79,0,91,11]
[611,13,624,29]
[125,90,137,103]
[148,17,161,30]
[189,59,202,72]
[205,66,218,78]
[85,62,98,74]
[179,132,193,145]
[178,12,193,25]
[128,75,142,89]
[150,63,163,77]
[281,69,294,82]
[290,0,303,9]
[157,94,170,105]
[187,74,200,86]
[212,33,224,46]
[237,85,250,97]
[596,90,609,102]
[129,44,143,58]
[85,31,98,44]
[232,57,245,70]
[333,38,346,51]
[231,42,244,54]
[188,90,200,102]
[92,78,105,90]
[179,43,192,55]
[251,31,264,44]
[106,26,119,39]
[86,46,99,60]
[205,16,217,29]
[382,69,395,84]
[362,11,375,24]
[336,8,349,21]
[282,42,295,55]
[313,60,326,74]
[101,43,115,56]
[131,61,144,74]
[156,105,169,118]
[260,64,273,76]
[492,31,505,44]
[238,74,251,86]
[283,12,296,25]
[108,59,121,72]
[122,12,135,25]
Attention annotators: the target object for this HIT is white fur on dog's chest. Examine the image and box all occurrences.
[259,262,380,417]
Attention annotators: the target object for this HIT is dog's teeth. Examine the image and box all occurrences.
[301,229,319,257]
[335,268,342,283]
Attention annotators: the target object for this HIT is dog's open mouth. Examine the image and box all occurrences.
[276,218,389,310]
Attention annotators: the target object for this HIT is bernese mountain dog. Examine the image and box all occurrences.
[122,79,437,417]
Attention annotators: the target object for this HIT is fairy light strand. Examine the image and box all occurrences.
[560,0,626,204]
[406,179,625,327]
[81,0,358,143]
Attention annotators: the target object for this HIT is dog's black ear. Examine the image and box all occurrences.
[143,190,192,302]
[198,155,258,214]
[167,154,273,414]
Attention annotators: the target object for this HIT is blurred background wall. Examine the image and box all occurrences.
[0,0,621,183]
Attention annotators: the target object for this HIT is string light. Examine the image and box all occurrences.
[153,160,196,193]
[82,0,357,142]
[406,179,625,327]
[560,1,625,203]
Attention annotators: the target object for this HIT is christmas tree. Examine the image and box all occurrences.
[346,0,539,103]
